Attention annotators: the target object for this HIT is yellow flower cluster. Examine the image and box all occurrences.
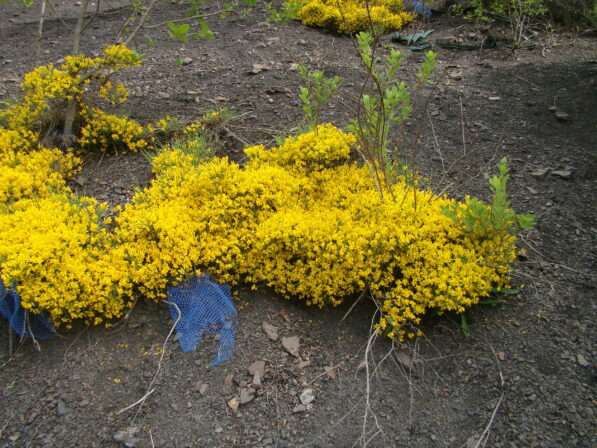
[0,120,519,337]
[297,0,414,34]
[0,128,127,326]
[79,107,148,152]
[117,124,516,339]
[0,127,79,203]
[182,109,230,136]
[245,123,355,171]
[99,80,129,105]
[0,194,134,326]
[0,44,141,143]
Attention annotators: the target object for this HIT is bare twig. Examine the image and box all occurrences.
[472,346,506,448]
[142,11,210,29]
[116,389,156,415]
[459,94,466,156]
[510,73,539,89]
[123,0,159,47]
[36,0,48,65]
[116,300,181,421]
[222,125,250,147]
[341,289,367,321]
[427,108,446,173]
[358,309,383,447]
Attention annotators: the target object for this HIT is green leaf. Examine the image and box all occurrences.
[167,21,190,42]
[460,313,471,338]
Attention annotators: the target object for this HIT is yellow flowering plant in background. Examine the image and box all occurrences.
[295,0,414,34]
[0,44,144,152]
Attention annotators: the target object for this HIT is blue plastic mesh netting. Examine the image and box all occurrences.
[167,276,237,366]
[0,280,55,340]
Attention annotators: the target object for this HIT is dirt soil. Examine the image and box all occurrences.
[0,1,596,447]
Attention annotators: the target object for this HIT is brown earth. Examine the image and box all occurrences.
[0,1,596,447]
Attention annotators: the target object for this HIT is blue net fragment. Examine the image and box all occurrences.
[412,1,432,16]
[167,276,237,366]
[0,280,55,340]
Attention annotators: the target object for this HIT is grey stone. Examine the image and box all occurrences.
[248,360,266,377]
[262,322,278,341]
[299,388,314,405]
[240,388,255,405]
[282,336,300,357]
[113,427,140,448]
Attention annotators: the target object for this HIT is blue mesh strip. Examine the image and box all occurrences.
[0,280,56,340]
[167,276,237,365]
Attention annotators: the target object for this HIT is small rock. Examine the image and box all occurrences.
[262,322,279,341]
[179,57,193,65]
[577,354,590,367]
[240,388,255,405]
[251,371,262,389]
[554,111,570,121]
[449,72,463,80]
[551,169,573,179]
[282,336,300,357]
[396,352,414,370]
[497,351,506,361]
[215,426,223,433]
[78,399,89,407]
[299,388,315,405]
[247,64,268,75]
[248,360,266,377]
[56,399,69,416]
[292,404,307,414]
[295,360,311,371]
[526,186,539,195]
[297,39,308,46]
[223,374,234,395]
[488,96,501,101]
[113,427,140,448]
[227,397,240,412]
[199,383,208,395]
[324,366,337,380]
[74,174,87,186]
[530,168,549,178]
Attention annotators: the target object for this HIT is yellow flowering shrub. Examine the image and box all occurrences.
[0,44,142,152]
[0,127,80,204]
[79,107,148,152]
[245,122,355,172]
[114,124,517,339]
[0,194,135,326]
[296,0,414,34]
[0,118,522,338]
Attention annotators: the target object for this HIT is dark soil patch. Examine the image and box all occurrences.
[0,2,595,447]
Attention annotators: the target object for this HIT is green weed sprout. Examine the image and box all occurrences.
[441,158,536,239]
[297,64,341,132]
